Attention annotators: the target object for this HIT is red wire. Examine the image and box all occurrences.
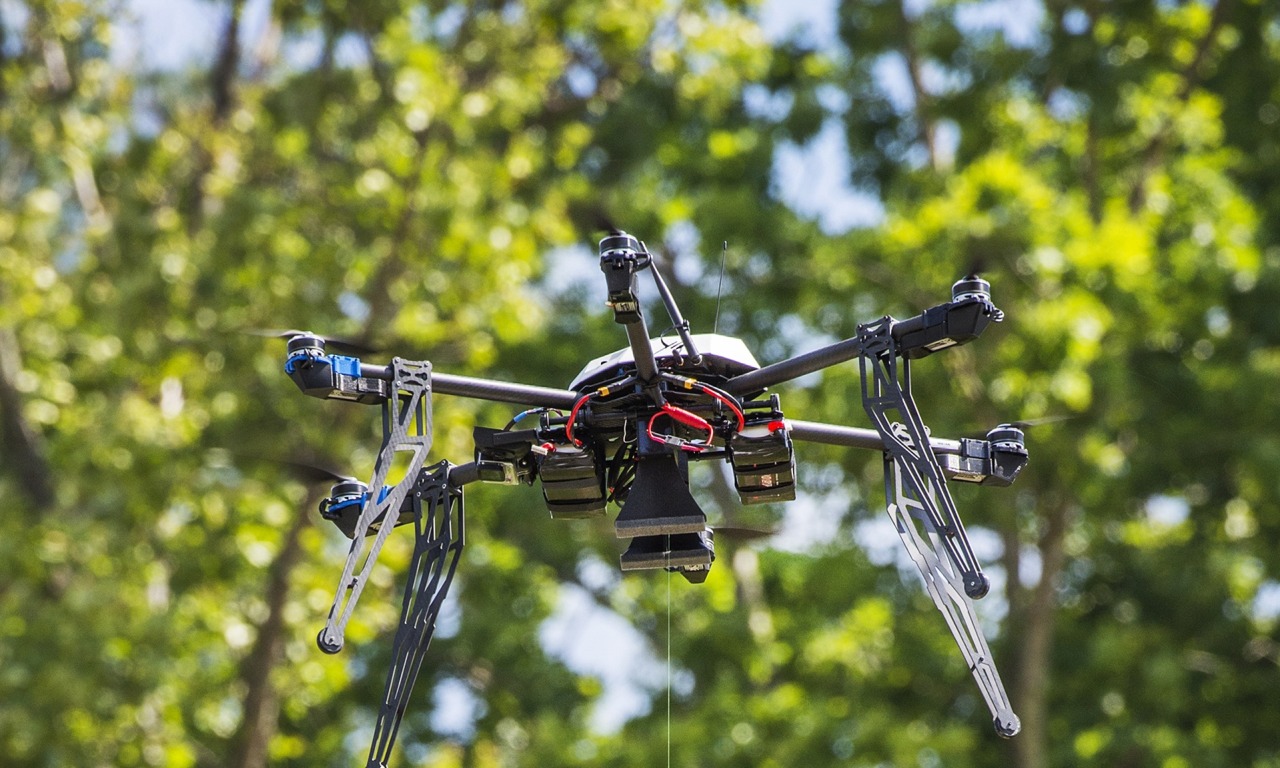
[566,392,592,446]
[696,384,745,433]
[569,380,743,450]
[645,410,664,442]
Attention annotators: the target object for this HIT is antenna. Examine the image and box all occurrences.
[713,240,727,335]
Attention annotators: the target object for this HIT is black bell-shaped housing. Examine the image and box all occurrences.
[613,452,707,538]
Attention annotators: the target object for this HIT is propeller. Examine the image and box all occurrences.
[707,523,778,542]
[963,254,988,281]
[962,414,1073,440]
[233,449,356,485]
[273,456,357,485]
[245,328,380,356]
[591,209,624,236]
[1009,415,1073,429]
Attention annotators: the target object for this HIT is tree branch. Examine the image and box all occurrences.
[893,0,938,170]
[1175,0,1233,103]
[1085,111,1102,223]
[1129,0,1234,212]
[229,489,315,768]
[1000,523,1023,625]
[0,9,6,104]
[41,36,72,94]
[0,328,56,510]
[1011,495,1070,768]
[180,0,245,234]
[355,131,433,346]
[210,0,245,124]
[705,466,777,656]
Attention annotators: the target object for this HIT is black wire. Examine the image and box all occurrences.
[606,441,637,503]
[609,465,637,503]
[609,441,635,485]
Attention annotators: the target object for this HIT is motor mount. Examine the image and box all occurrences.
[938,424,1029,487]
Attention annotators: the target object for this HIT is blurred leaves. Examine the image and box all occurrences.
[3,0,1280,767]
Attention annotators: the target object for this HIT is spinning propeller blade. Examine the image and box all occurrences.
[706,524,778,542]
[246,328,381,356]
[233,450,354,485]
[964,414,1073,439]
[1007,414,1073,429]
[594,211,623,236]
[274,457,357,485]
[963,255,988,281]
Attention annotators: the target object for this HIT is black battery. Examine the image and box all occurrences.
[729,424,796,504]
[539,445,606,518]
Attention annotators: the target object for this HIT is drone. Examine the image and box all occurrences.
[277,231,1029,767]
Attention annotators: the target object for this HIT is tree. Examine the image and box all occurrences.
[4,1,1280,767]
[769,1,1280,765]
[0,0,806,765]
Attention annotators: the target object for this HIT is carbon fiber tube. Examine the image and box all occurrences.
[723,307,956,395]
[724,337,866,395]
[788,419,962,455]
[649,264,701,364]
[353,362,578,409]
[447,462,481,487]
[622,320,660,385]
[432,373,579,409]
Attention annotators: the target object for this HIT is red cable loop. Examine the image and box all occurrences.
[695,384,746,433]
[646,403,714,452]
[565,392,592,446]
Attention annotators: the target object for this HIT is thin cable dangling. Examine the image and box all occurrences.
[666,557,672,768]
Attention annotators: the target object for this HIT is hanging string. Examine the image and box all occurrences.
[666,541,673,768]
[665,537,675,768]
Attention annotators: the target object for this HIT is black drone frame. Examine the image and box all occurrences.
[281,232,1028,766]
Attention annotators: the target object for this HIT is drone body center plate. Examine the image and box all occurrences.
[569,333,760,390]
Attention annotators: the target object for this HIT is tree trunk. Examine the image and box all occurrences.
[229,492,314,768]
[0,328,56,510]
[1011,496,1070,768]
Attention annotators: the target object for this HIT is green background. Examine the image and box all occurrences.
[2,0,1279,766]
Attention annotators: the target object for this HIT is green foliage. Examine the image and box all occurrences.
[3,1,1280,767]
